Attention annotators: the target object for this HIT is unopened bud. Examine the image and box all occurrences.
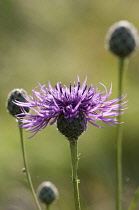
[106,20,139,58]
[7,89,29,117]
[37,181,59,205]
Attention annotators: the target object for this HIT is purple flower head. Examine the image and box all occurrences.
[15,77,127,141]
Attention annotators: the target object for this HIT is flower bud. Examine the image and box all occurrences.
[106,20,139,58]
[37,181,59,205]
[7,89,29,117]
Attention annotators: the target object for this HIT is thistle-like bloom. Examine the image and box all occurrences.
[15,77,127,141]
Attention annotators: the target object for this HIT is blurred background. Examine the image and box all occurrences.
[1,0,139,209]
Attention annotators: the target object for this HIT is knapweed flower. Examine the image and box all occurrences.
[7,89,30,117]
[15,77,127,141]
[37,181,59,206]
[106,20,139,58]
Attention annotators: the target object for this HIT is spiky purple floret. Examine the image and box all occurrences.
[15,77,127,138]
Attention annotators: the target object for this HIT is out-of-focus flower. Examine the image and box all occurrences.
[106,20,139,58]
[37,181,59,206]
[7,89,30,117]
[15,77,127,141]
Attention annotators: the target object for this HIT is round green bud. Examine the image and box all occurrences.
[106,20,139,58]
[37,181,59,206]
[7,89,29,117]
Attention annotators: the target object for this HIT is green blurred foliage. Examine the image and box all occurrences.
[1,0,139,209]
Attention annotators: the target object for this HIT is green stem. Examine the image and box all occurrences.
[18,121,42,210]
[128,187,139,210]
[116,58,125,210]
[70,140,81,210]
[46,205,50,210]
